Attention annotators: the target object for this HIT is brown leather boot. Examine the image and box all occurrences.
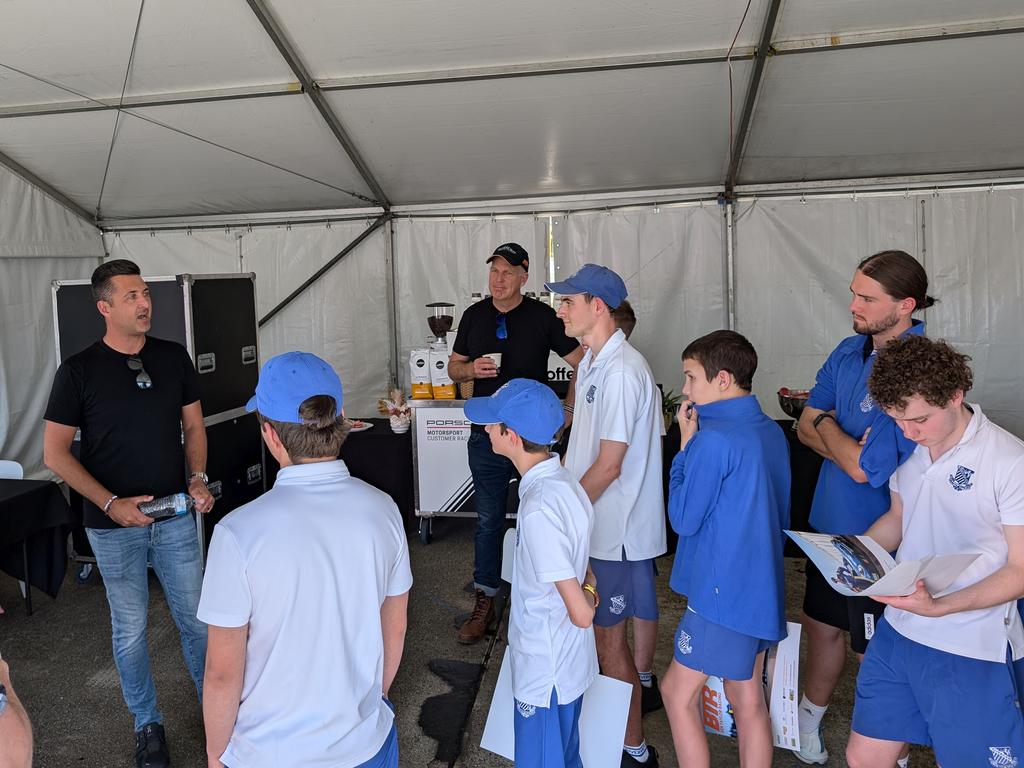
[456,589,495,644]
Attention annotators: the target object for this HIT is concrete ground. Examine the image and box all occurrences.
[0,517,936,767]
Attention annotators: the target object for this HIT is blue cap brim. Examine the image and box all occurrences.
[245,395,257,413]
[464,397,502,426]
[543,279,583,295]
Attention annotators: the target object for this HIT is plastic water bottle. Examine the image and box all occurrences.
[138,492,194,520]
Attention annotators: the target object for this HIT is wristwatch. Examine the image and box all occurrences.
[813,412,837,430]
[189,472,209,485]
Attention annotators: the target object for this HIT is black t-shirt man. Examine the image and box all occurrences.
[453,296,579,399]
[44,336,201,529]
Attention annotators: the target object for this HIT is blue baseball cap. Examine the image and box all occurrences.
[464,378,563,444]
[245,351,344,424]
[544,263,627,309]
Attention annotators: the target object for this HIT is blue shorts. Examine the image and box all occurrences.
[589,555,658,627]
[514,689,584,768]
[673,608,774,681]
[853,618,1024,766]
[224,720,398,768]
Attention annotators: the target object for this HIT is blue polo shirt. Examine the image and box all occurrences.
[806,320,924,534]
[668,395,791,641]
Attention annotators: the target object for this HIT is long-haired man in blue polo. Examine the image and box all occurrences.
[660,330,790,768]
[795,250,935,765]
[465,379,599,768]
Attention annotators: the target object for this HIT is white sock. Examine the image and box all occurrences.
[624,742,649,763]
[798,694,828,734]
[638,670,653,688]
[896,757,909,768]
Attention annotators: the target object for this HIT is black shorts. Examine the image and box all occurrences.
[802,559,884,654]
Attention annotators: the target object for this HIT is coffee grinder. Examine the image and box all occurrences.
[426,302,455,343]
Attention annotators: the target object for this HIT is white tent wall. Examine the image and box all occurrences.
[925,190,1024,437]
[733,188,1024,439]
[733,196,920,421]
[392,217,547,390]
[557,205,727,398]
[103,219,390,418]
[242,221,389,419]
[0,258,96,478]
[105,228,240,275]
[0,165,103,478]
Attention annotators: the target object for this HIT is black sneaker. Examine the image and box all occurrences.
[640,674,664,715]
[621,744,659,768]
[135,722,171,768]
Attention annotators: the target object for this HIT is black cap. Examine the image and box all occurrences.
[487,242,529,272]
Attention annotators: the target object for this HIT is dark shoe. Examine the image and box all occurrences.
[135,722,170,768]
[640,674,664,715]
[621,744,659,768]
[456,589,495,644]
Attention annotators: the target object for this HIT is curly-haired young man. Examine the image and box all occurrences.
[845,336,1024,768]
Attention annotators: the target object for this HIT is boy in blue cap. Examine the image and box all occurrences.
[660,331,790,768]
[465,378,599,768]
[200,352,412,768]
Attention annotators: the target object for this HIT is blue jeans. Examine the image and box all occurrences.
[467,430,518,595]
[87,513,207,731]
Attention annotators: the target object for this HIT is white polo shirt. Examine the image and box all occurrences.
[886,405,1024,663]
[565,329,667,561]
[510,456,599,707]
[198,460,413,768]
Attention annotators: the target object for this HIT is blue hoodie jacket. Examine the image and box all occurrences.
[668,395,791,641]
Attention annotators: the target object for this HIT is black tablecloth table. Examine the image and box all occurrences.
[264,418,414,527]
[778,419,825,543]
[0,479,76,614]
[339,419,414,525]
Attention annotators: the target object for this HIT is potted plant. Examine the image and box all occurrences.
[662,388,682,433]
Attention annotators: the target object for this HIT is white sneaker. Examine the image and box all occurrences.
[795,727,828,765]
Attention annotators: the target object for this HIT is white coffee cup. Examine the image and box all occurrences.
[485,352,502,373]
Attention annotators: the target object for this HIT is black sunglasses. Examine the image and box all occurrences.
[496,312,508,340]
[126,356,153,390]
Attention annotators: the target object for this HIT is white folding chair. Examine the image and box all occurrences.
[0,460,29,613]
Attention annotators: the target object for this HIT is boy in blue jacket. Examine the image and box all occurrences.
[661,330,791,768]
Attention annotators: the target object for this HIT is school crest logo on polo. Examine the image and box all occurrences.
[609,594,626,615]
[516,700,537,719]
[860,392,874,413]
[677,630,692,655]
[586,384,597,404]
[988,746,1018,767]
[949,465,975,492]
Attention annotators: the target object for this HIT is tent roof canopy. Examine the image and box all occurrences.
[1,0,1022,223]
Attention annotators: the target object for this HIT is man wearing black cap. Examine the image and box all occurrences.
[448,243,584,644]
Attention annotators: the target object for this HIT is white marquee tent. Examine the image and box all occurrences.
[2,0,1023,477]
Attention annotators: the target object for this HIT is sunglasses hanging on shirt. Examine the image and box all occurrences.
[496,312,508,340]
[126,356,153,389]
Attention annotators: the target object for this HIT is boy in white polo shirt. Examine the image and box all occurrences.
[199,352,413,768]
[846,336,1024,768]
[546,264,667,767]
[465,378,599,768]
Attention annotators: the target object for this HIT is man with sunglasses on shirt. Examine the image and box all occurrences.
[448,243,584,644]
[43,259,213,768]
